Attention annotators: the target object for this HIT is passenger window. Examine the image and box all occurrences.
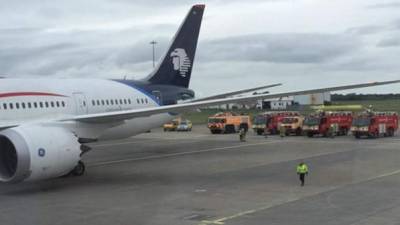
[141,99,144,104]
[137,99,140,104]
[34,102,38,108]
[123,99,126,104]
[28,102,32,108]
[22,103,26,109]
[16,103,20,109]
[92,100,95,106]
[110,99,114,105]
[101,100,105,105]
[97,100,100,105]
[106,100,109,105]
[120,99,123,104]
[9,103,13,109]
[56,101,60,107]
[145,98,148,104]
[62,101,66,107]
[83,101,86,106]
[115,99,118,105]
[39,102,43,108]
[3,103,7,110]
[45,102,49,108]
[128,99,131,104]
[51,102,54,107]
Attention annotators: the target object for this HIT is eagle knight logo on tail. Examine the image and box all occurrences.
[170,48,191,77]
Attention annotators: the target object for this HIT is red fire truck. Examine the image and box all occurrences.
[351,112,398,138]
[302,111,353,137]
[252,111,299,135]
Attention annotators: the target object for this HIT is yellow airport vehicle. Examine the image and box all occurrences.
[163,118,181,131]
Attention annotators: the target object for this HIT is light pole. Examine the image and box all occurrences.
[150,40,157,68]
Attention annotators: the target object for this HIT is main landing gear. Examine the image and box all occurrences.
[62,160,85,178]
[71,161,86,176]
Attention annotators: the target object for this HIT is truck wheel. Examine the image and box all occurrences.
[225,125,235,133]
[355,133,360,139]
[256,130,264,135]
[307,132,314,138]
[295,128,302,136]
[372,130,379,138]
[387,128,394,137]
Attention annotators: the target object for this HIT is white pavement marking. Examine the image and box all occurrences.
[91,135,212,148]
[89,140,284,167]
[198,169,400,225]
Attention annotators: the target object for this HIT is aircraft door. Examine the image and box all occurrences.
[73,92,88,115]
[152,90,162,105]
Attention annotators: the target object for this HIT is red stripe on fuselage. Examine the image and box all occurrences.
[0,92,67,98]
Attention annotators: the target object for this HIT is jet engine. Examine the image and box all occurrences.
[0,125,82,183]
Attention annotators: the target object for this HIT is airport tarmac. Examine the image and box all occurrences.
[1,125,400,225]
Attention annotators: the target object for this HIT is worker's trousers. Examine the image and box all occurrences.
[299,173,306,186]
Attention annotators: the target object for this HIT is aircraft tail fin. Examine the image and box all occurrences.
[144,4,205,88]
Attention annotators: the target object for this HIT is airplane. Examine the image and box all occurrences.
[0,4,398,184]
[191,83,282,102]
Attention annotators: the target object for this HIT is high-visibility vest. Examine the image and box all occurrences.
[297,164,308,174]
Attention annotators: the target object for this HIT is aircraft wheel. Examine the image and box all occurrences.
[72,161,85,176]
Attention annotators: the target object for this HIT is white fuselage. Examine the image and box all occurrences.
[0,78,174,141]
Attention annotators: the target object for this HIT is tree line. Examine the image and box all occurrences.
[332,93,400,101]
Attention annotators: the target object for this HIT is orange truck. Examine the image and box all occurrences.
[208,112,251,134]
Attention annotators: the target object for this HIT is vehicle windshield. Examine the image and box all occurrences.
[253,115,267,125]
[352,117,371,126]
[208,118,225,123]
[282,118,298,124]
[180,121,187,125]
[304,117,320,126]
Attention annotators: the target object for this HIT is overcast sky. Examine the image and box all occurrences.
[1,0,400,96]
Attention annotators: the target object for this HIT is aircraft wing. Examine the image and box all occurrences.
[69,80,400,124]
[190,83,282,102]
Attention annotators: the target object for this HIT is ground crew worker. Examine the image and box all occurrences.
[296,162,309,186]
[329,123,337,138]
[239,128,246,142]
[279,124,286,138]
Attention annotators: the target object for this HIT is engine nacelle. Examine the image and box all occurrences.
[0,125,81,183]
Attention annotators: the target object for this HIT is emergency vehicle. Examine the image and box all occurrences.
[280,116,305,136]
[208,112,251,134]
[303,111,353,137]
[252,111,299,135]
[351,111,398,138]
